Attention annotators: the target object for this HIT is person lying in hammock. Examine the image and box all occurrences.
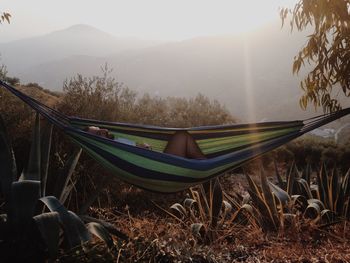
[84,126,205,159]
[84,126,152,149]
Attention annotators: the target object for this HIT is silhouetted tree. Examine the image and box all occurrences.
[281,0,350,112]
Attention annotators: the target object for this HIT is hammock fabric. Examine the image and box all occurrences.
[1,80,350,193]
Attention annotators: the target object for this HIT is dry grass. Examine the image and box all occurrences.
[79,187,350,263]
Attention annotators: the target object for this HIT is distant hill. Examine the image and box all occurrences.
[0,24,161,73]
[2,23,350,122]
[16,84,61,107]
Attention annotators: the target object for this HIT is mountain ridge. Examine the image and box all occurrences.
[2,23,349,122]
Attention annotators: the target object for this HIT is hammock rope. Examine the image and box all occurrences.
[1,79,350,193]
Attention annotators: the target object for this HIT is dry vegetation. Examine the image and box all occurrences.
[1,71,350,262]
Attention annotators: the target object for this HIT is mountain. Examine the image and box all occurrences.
[0,24,161,73]
[2,23,349,122]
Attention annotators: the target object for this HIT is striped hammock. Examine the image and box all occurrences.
[1,80,350,193]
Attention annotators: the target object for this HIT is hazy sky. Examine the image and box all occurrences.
[1,0,296,41]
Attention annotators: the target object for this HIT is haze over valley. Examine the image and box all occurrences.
[1,22,348,122]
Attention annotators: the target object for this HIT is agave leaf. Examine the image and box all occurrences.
[342,167,350,197]
[344,196,350,219]
[303,163,312,185]
[318,163,330,208]
[274,160,286,189]
[40,196,90,248]
[231,204,253,225]
[53,148,82,203]
[183,198,197,210]
[320,209,336,224]
[268,181,290,206]
[210,179,223,228]
[223,191,244,211]
[260,170,279,227]
[308,198,325,210]
[68,211,91,240]
[335,169,346,215]
[247,188,277,231]
[191,189,207,223]
[329,168,340,212]
[24,113,41,182]
[60,179,77,206]
[41,124,53,197]
[304,202,321,220]
[296,178,313,199]
[245,174,262,200]
[245,174,272,227]
[310,184,320,199]
[191,223,206,239]
[86,222,113,248]
[169,203,187,219]
[291,195,308,212]
[10,180,41,236]
[80,215,128,241]
[197,184,210,215]
[0,115,16,203]
[33,211,60,259]
[287,163,296,195]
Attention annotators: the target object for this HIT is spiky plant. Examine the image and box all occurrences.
[244,165,340,233]
[169,179,253,243]
[274,161,350,220]
[0,114,113,262]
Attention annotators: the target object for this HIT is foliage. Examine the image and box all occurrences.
[0,63,7,80]
[262,135,350,172]
[0,11,10,24]
[0,114,114,262]
[274,161,350,220]
[169,179,253,243]
[59,67,235,127]
[281,0,350,112]
[244,163,348,233]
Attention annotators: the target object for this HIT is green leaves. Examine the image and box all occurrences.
[281,0,350,112]
[0,115,16,203]
[0,113,114,261]
[10,180,41,235]
[40,196,90,248]
[23,113,41,181]
[33,212,60,259]
[86,222,114,249]
[169,179,233,243]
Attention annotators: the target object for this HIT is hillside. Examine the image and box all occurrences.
[2,22,350,122]
[0,24,161,73]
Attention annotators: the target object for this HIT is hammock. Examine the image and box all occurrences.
[1,80,350,193]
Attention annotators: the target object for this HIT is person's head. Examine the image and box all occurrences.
[84,126,100,133]
[84,126,114,139]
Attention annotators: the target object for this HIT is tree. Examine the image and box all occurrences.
[281,0,350,112]
[0,11,11,24]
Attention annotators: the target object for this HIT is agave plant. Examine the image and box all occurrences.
[169,179,253,243]
[244,164,339,233]
[274,161,350,220]
[0,113,113,262]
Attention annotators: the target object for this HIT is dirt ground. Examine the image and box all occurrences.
[76,172,350,263]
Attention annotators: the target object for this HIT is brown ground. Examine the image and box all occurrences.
[73,172,350,263]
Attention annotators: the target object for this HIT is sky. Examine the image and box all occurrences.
[1,0,297,42]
